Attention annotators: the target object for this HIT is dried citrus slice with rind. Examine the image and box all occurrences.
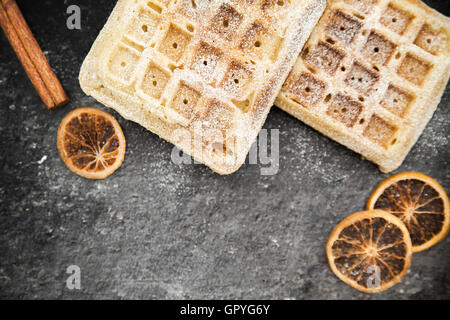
[57,107,126,179]
[327,210,412,293]
[368,172,450,252]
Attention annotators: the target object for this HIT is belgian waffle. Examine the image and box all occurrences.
[80,0,325,174]
[277,0,450,172]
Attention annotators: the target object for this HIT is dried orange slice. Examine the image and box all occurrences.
[57,107,126,179]
[368,172,450,252]
[327,210,412,293]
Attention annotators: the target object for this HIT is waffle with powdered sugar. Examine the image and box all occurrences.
[277,0,450,172]
[80,0,325,174]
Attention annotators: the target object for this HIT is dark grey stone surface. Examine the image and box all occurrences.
[0,0,449,300]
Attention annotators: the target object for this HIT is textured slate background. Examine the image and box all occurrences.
[0,0,449,299]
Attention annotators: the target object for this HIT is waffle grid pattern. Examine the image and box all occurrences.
[277,0,450,172]
[81,0,325,174]
[108,0,288,106]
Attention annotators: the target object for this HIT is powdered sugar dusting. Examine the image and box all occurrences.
[79,0,326,174]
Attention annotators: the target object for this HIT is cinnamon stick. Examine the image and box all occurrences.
[0,0,68,109]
